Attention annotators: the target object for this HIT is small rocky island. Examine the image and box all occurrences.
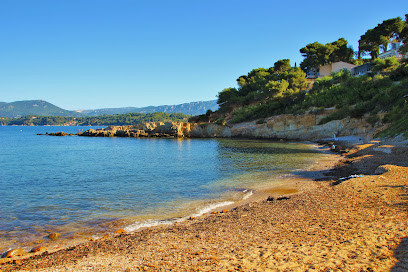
[41,122,195,138]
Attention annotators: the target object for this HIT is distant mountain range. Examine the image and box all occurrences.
[78,100,219,116]
[0,100,82,118]
[0,100,219,118]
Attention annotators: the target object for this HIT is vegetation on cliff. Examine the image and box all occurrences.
[192,15,408,138]
[1,112,190,126]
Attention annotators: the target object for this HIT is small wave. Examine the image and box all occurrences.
[124,219,175,232]
[190,201,234,218]
[124,201,235,232]
[242,190,253,200]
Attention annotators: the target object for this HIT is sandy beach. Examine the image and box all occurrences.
[1,140,407,271]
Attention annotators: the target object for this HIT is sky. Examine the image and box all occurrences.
[0,0,407,110]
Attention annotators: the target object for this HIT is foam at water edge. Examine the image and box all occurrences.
[124,191,256,233]
[242,190,253,200]
[124,201,235,232]
[190,201,235,218]
[124,219,175,232]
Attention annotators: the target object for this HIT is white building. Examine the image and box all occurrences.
[378,42,404,59]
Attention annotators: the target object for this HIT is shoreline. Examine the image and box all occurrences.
[0,139,341,263]
[2,139,407,271]
[0,140,343,266]
[0,138,336,258]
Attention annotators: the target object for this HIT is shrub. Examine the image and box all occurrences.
[256,118,265,124]
[215,118,226,126]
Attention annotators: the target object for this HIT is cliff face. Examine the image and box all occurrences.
[79,113,384,140]
[190,113,384,140]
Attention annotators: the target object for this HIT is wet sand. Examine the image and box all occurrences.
[1,140,408,271]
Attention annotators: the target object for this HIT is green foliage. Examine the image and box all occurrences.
[366,113,380,126]
[225,65,408,131]
[399,15,408,55]
[358,16,407,59]
[372,57,400,74]
[2,112,190,126]
[215,118,226,126]
[217,87,240,108]
[273,59,291,73]
[390,59,408,80]
[300,38,354,71]
[255,118,266,124]
[318,106,351,125]
[217,59,308,115]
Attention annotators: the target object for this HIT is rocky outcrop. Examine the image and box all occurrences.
[78,122,195,138]
[74,113,384,140]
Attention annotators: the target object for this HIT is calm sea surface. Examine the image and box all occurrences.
[0,126,328,251]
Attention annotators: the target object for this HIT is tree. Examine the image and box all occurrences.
[217,87,240,107]
[273,59,291,74]
[262,80,289,99]
[300,38,354,71]
[327,38,354,63]
[299,42,327,71]
[282,68,309,92]
[358,16,406,59]
[399,14,408,55]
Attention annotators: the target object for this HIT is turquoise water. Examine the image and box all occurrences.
[0,126,326,251]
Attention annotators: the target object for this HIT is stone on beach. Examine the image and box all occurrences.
[48,233,61,240]
[30,246,47,253]
[2,248,25,258]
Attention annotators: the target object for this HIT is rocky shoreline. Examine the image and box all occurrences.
[38,122,194,138]
[39,109,388,141]
[1,139,407,271]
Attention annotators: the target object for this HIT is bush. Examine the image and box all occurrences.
[318,106,350,125]
[256,118,265,124]
[366,114,380,126]
[215,118,226,126]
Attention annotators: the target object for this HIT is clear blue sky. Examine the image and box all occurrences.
[0,0,407,110]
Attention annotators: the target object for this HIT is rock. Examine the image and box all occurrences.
[277,196,290,201]
[221,209,229,213]
[2,248,25,258]
[266,196,275,202]
[114,229,126,234]
[0,257,10,264]
[375,166,388,175]
[30,246,47,253]
[48,233,61,240]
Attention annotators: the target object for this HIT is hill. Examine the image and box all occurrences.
[79,100,218,116]
[0,100,219,119]
[0,100,81,118]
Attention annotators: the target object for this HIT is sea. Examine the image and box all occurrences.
[0,126,332,252]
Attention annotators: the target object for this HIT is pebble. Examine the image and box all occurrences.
[48,233,61,240]
[2,248,25,258]
[30,246,47,253]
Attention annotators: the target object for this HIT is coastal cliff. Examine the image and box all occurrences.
[191,112,384,140]
[78,110,384,141]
